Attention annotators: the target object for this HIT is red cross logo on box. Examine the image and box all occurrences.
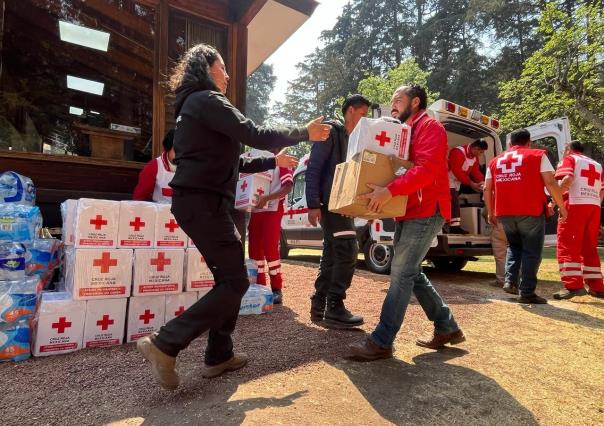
[580,164,601,187]
[130,217,146,231]
[52,316,72,334]
[175,306,186,317]
[254,187,265,203]
[240,180,248,192]
[150,252,171,272]
[497,151,523,174]
[375,131,391,147]
[96,314,114,331]
[93,252,118,273]
[90,214,107,230]
[165,219,179,233]
[139,309,155,324]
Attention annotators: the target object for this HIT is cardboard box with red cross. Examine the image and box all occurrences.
[164,292,197,323]
[234,174,271,212]
[117,201,157,248]
[346,117,411,162]
[185,248,215,292]
[83,298,127,348]
[126,295,166,343]
[132,249,184,296]
[32,292,86,356]
[65,248,133,300]
[155,204,187,248]
[74,198,120,248]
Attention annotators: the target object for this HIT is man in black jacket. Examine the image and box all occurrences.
[306,94,371,328]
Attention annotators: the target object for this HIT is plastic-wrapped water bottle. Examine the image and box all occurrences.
[245,259,258,285]
[0,242,29,281]
[0,171,36,205]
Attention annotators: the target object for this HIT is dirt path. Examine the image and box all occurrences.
[1,261,602,425]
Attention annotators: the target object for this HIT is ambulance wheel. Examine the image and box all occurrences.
[431,257,468,272]
[364,240,392,275]
[279,234,290,259]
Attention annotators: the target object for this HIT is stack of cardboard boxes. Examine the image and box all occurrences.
[329,118,413,219]
[32,199,214,356]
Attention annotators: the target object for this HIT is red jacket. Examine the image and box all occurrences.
[449,144,484,185]
[387,110,451,221]
[133,151,171,201]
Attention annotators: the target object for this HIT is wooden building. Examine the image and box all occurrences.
[0,0,318,226]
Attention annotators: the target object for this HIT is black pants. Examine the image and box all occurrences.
[152,190,249,365]
[450,188,461,227]
[313,207,358,300]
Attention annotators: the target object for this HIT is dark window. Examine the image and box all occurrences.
[0,0,155,162]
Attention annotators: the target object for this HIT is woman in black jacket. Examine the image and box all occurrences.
[137,43,330,390]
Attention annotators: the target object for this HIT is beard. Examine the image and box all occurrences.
[398,105,413,123]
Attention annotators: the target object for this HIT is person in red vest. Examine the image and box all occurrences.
[133,129,176,204]
[484,129,567,304]
[248,149,296,305]
[348,85,465,361]
[448,139,487,233]
[553,140,604,299]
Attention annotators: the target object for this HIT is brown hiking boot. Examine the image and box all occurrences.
[517,294,548,304]
[553,288,587,300]
[137,336,179,390]
[348,338,393,361]
[416,329,466,349]
[201,353,248,378]
[588,290,604,299]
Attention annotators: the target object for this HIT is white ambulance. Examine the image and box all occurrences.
[280,99,572,274]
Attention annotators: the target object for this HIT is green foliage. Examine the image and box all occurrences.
[246,63,277,125]
[499,2,604,148]
[357,58,439,105]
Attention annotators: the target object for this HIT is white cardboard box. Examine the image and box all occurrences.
[61,199,78,246]
[346,117,411,161]
[117,201,157,248]
[185,248,215,291]
[239,150,274,181]
[234,174,271,212]
[32,292,86,356]
[66,248,133,300]
[83,298,127,348]
[164,292,198,323]
[126,295,166,343]
[132,249,184,296]
[155,204,187,248]
[74,198,120,248]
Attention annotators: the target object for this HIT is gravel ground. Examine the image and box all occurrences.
[1,258,603,426]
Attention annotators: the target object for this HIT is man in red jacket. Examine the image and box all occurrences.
[484,129,567,304]
[553,141,604,299]
[349,85,465,361]
[448,139,487,233]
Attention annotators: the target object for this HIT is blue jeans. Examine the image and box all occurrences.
[371,212,459,348]
[498,215,545,296]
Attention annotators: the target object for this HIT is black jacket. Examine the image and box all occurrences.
[305,120,348,209]
[170,89,308,200]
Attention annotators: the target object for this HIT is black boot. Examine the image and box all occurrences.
[324,298,364,329]
[310,294,326,322]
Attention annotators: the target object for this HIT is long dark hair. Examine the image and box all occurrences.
[169,43,221,93]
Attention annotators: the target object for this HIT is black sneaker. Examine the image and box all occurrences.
[272,290,283,305]
[503,283,518,295]
[553,288,587,300]
[588,290,604,299]
[324,299,364,329]
[449,226,469,235]
[517,294,548,304]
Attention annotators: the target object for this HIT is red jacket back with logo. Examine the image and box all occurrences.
[387,110,451,221]
[488,147,547,217]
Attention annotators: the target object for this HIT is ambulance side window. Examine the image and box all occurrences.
[290,172,306,205]
[532,136,559,166]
